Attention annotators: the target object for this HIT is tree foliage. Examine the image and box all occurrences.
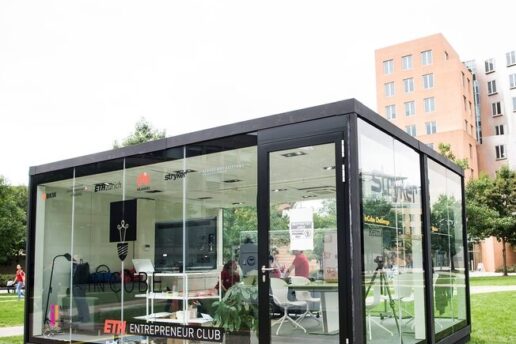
[430,194,460,270]
[113,117,166,148]
[466,166,516,275]
[0,176,27,264]
[437,143,469,170]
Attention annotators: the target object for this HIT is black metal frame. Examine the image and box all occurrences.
[25,99,470,344]
[257,116,348,343]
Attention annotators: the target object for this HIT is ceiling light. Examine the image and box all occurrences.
[302,195,317,199]
[232,202,244,205]
[172,169,197,174]
[281,151,307,158]
[272,188,287,192]
[323,166,336,170]
[223,179,242,183]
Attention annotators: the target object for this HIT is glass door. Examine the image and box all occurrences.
[259,137,344,344]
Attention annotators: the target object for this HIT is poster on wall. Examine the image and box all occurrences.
[323,230,338,282]
[109,199,137,242]
[289,208,314,251]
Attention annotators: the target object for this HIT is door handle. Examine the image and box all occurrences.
[261,265,275,282]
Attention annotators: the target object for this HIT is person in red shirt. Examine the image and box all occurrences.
[285,250,310,278]
[15,264,25,300]
[216,260,240,294]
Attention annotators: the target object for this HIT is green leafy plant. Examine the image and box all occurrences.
[211,283,258,333]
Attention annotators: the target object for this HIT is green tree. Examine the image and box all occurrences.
[437,143,469,170]
[466,166,516,275]
[430,194,460,271]
[113,117,166,148]
[222,206,289,262]
[0,177,27,264]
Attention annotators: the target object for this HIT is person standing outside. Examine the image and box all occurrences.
[285,250,309,278]
[15,264,25,300]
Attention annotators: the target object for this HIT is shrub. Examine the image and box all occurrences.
[0,274,15,286]
[495,264,516,273]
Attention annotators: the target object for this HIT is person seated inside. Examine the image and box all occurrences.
[215,260,240,295]
[284,250,309,278]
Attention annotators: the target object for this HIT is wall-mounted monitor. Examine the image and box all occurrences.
[154,217,217,272]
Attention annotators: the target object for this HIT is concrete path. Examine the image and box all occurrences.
[0,325,23,337]
[470,285,516,294]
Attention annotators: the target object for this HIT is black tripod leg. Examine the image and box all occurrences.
[381,273,403,344]
[364,267,380,298]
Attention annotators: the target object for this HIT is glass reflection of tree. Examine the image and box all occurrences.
[431,194,460,317]
[430,195,459,271]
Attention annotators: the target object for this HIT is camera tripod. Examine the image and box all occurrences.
[364,256,402,343]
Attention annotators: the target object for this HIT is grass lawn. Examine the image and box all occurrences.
[470,291,516,343]
[469,275,516,286]
[0,335,23,344]
[0,295,24,327]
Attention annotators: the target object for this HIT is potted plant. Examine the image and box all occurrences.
[212,283,258,344]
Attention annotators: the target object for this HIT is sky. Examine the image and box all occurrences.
[1,0,514,185]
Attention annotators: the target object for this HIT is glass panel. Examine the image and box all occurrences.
[69,160,125,343]
[269,143,340,343]
[32,172,74,341]
[358,119,427,344]
[428,160,467,340]
[183,135,259,343]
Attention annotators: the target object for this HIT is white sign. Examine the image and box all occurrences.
[289,208,314,250]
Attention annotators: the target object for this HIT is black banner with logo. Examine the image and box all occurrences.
[109,199,137,242]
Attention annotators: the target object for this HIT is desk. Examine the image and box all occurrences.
[288,282,339,335]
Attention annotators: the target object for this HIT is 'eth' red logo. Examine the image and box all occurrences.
[103,319,126,335]
[136,172,150,188]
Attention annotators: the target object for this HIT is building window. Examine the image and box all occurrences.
[513,97,516,112]
[383,59,394,75]
[470,124,474,135]
[421,50,433,65]
[404,101,415,116]
[385,104,396,119]
[444,51,449,60]
[425,121,437,134]
[469,144,473,159]
[404,78,415,93]
[491,101,502,116]
[405,124,416,136]
[509,74,516,89]
[424,97,435,112]
[495,145,506,160]
[487,80,497,95]
[384,82,395,97]
[461,72,465,87]
[507,51,516,67]
[495,125,504,136]
[423,73,434,89]
[485,58,495,73]
[463,96,467,111]
[402,55,412,70]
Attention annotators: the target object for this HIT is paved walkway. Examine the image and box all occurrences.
[470,285,516,294]
[0,325,23,337]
